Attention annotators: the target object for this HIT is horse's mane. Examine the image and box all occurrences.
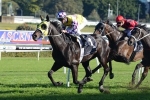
[105,20,122,32]
[105,20,126,40]
[50,20,63,33]
[136,24,150,32]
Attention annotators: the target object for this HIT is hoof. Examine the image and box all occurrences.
[109,73,114,79]
[87,77,93,82]
[78,87,82,93]
[78,84,83,93]
[54,82,63,86]
[99,89,104,93]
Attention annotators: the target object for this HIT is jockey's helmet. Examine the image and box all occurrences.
[57,11,67,20]
[116,15,124,22]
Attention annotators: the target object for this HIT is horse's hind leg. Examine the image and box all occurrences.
[47,62,63,86]
[92,63,102,74]
[131,62,143,86]
[92,60,114,79]
[82,61,93,82]
[134,67,149,89]
[108,61,114,79]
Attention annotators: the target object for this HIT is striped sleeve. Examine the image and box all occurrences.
[67,20,78,34]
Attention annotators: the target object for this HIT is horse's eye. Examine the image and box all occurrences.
[100,27,103,30]
[41,24,47,30]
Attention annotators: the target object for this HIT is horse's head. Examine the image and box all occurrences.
[93,21,111,36]
[32,15,63,41]
[94,20,118,35]
[94,20,123,43]
[32,15,51,41]
[128,26,148,46]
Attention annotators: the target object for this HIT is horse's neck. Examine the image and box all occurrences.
[108,30,123,42]
[140,30,150,48]
[49,27,67,51]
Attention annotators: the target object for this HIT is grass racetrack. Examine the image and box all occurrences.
[0,22,150,100]
[0,57,150,100]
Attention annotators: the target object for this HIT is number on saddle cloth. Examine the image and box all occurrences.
[79,34,97,55]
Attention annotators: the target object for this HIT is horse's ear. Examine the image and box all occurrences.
[103,20,106,24]
[46,15,49,21]
[99,19,102,22]
[106,19,109,24]
[40,15,44,21]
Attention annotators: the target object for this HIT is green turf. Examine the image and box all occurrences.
[0,22,22,30]
[0,57,150,100]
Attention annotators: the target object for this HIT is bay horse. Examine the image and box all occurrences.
[93,21,144,86]
[128,26,150,88]
[32,15,111,93]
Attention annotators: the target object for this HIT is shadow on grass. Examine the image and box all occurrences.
[0,82,150,100]
[0,90,150,100]
[0,83,54,88]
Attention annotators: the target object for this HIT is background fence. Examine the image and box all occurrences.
[0,30,52,60]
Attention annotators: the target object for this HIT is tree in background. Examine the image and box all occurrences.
[2,0,19,16]
[12,0,40,16]
[82,0,100,18]
[1,0,149,21]
[87,9,100,21]
[43,0,83,17]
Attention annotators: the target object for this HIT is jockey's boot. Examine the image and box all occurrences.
[80,35,86,47]
[137,41,143,51]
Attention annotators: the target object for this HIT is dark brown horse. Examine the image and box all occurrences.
[32,15,111,93]
[93,21,144,86]
[128,26,150,88]
[94,21,143,62]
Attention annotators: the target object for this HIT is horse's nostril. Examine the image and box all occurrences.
[32,35,36,38]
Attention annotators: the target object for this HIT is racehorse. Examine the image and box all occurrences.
[94,21,143,62]
[128,26,150,88]
[32,15,111,93]
[93,21,144,86]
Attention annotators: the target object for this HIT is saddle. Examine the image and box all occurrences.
[64,33,97,56]
[79,34,97,55]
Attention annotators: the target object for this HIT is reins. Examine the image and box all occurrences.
[131,27,150,42]
[104,24,116,36]
[46,22,63,37]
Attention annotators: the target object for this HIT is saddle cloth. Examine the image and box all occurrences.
[77,34,97,62]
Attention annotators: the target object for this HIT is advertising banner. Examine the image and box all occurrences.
[0,30,50,44]
[0,30,51,50]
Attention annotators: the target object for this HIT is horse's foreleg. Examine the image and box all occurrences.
[71,64,79,85]
[99,66,110,93]
[98,58,110,93]
[131,63,143,86]
[47,62,63,86]
[134,67,149,89]
[77,61,93,93]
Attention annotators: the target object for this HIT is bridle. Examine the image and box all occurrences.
[130,27,150,42]
[96,22,116,36]
[46,22,63,37]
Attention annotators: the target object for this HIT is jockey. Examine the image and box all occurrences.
[56,11,87,35]
[116,15,143,50]
[56,11,88,47]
